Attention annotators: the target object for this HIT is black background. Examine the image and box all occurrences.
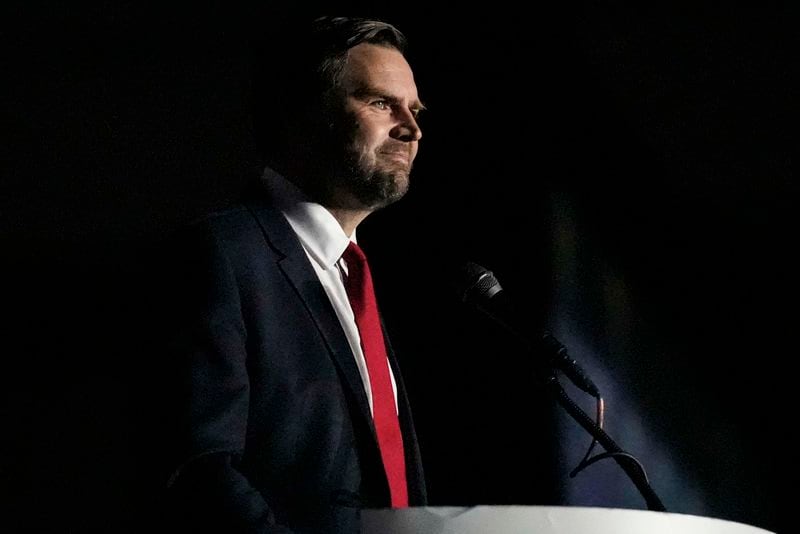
[2,3,795,532]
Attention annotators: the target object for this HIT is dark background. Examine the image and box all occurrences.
[2,3,795,532]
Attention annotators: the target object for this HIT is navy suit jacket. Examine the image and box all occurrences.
[163,195,426,533]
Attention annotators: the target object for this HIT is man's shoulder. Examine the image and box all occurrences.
[193,203,265,228]
[184,200,283,238]
[181,199,299,257]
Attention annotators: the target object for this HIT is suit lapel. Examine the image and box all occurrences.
[245,202,376,433]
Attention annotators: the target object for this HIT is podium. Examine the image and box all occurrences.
[361,506,775,534]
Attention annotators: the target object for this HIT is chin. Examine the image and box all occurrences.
[359,171,409,210]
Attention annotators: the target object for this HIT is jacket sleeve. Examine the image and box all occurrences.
[159,219,292,534]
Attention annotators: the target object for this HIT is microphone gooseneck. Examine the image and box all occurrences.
[456,262,600,398]
[454,261,667,512]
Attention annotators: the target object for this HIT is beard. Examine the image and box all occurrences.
[337,139,412,210]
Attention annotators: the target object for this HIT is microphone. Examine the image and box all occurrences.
[456,262,600,398]
[456,263,668,512]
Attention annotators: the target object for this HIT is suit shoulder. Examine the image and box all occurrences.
[181,204,279,241]
[195,205,260,231]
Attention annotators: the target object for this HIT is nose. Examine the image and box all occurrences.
[390,108,422,142]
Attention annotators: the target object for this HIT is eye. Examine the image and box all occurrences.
[371,100,389,110]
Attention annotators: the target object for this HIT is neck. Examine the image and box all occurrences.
[276,161,375,237]
[326,207,371,237]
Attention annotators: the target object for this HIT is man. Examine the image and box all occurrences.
[162,16,426,533]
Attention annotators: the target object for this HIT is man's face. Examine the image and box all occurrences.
[327,43,423,211]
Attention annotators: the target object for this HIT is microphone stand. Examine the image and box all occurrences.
[457,265,666,511]
[482,315,666,510]
[542,371,667,512]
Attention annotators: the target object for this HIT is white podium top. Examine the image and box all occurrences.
[361,506,775,534]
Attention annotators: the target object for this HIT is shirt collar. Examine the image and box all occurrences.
[262,167,354,270]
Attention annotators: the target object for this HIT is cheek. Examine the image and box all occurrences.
[363,124,387,148]
[352,115,388,145]
[354,133,385,160]
[349,129,373,156]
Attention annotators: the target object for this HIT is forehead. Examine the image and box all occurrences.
[340,43,419,98]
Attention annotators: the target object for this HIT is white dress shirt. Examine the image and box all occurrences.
[262,167,399,415]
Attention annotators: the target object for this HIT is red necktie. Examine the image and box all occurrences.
[342,241,408,508]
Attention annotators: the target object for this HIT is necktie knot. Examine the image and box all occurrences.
[342,242,372,316]
[343,240,367,266]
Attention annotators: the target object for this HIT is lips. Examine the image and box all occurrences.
[385,152,408,162]
[379,149,410,164]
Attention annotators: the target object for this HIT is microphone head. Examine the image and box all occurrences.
[456,261,504,304]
